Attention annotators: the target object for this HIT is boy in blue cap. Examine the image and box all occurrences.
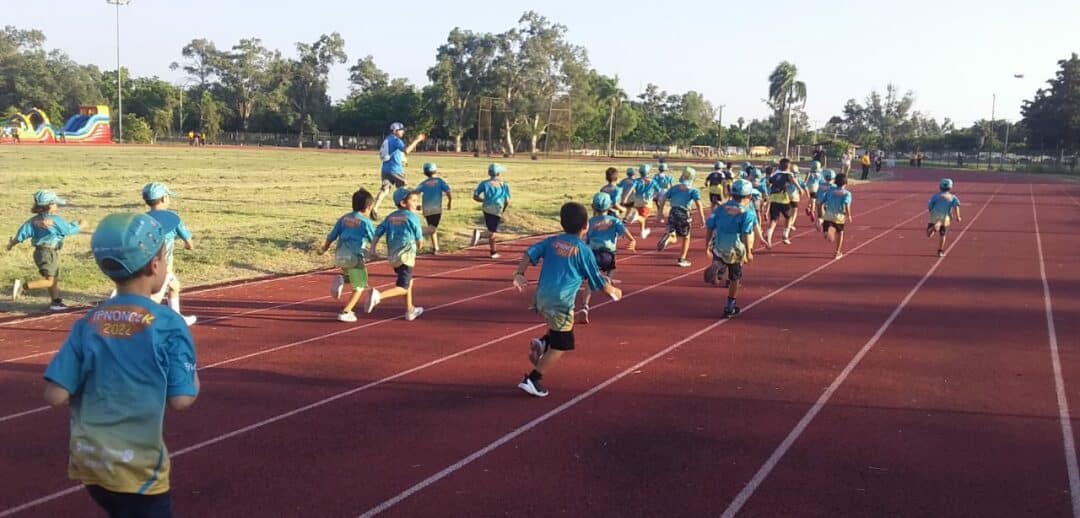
[579,192,637,323]
[373,122,425,219]
[804,161,824,218]
[927,178,962,257]
[8,190,85,310]
[704,179,757,317]
[369,188,426,321]
[416,162,452,254]
[599,167,625,218]
[705,161,729,208]
[656,167,706,267]
[470,163,511,259]
[141,183,197,326]
[43,211,199,517]
[818,173,854,259]
[653,162,675,222]
[512,202,622,397]
[617,167,638,221]
[631,165,660,238]
[321,188,377,322]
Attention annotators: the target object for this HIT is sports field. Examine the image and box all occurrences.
[1,155,1078,516]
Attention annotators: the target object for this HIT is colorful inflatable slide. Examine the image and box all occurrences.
[4,105,112,144]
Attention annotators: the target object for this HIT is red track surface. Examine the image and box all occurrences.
[1,169,1078,517]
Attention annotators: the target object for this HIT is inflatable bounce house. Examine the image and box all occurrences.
[2,105,113,144]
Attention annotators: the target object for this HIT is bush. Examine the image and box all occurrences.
[122,113,154,144]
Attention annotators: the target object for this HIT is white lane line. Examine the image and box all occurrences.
[1060,186,1080,209]
[357,207,931,517]
[1032,185,1080,518]
[0,351,56,364]
[720,187,1000,518]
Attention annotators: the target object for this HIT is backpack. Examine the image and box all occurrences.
[768,173,790,195]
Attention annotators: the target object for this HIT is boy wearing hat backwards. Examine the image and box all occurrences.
[368,188,426,321]
[927,178,962,257]
[142,183,197,326]
[579,192,637,323]
[8,190,85,310]
[704,179,757,318]
[656,167,707,267]
[43,211,199,517]
[373,122,425,219]
[470,163,512,259]
[416,162,452,254]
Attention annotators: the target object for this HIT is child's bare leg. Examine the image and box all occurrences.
[835,231,845,255]
[534,348,565,374]
[766,220,777,244]
[827,225,837,242]
[728,278,740,299]
[379,286,407,300]
[938,232,947,252]
[27,277,53,291]
[680,234,692,260]
[488,232,497,255]
[343,288,365,314]
[167,278,182,313]
[404,281,414,313]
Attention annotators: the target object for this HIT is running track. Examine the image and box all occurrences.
[1,168,1078,517]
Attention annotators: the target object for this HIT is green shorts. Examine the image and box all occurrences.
[33,247,59,278]
[343,266,368,289]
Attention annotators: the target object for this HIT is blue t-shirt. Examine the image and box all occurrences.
[633,178,661,204]
[707,200,757,263]
[417,177,452,216]
[473,179,511,216]
[821,188,853,223]
[526,234,607,316]
[752,181,767,202]
[816,183,835,205]
[374,209,424,267]
[380,136,406,174]
[928,192,960,221]
[148,209,191,261]
[326,211,376,262]
[599,183,622,207]
[665,183,702,209]
[617,178,638,203]
[12,214,81,249]
[43,294,197,495]
[586,215,630,253]
[805,172,822,191]
[654,173,675,190]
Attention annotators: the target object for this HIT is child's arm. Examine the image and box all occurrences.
[953,205,962,222]
[845,202,853,223]
[445,192,453,211]
[704,227,714,256]
[168,372,199,411]
[405,133,426,154]
[742,231,756,263]
[696,200,706,227]
[512,253,532,291]
[8,221,33,250]
[43,382,70,407]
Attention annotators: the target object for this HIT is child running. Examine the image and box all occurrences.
[704,179,757,318]
[8,190,85,310]
[321,188,377,322]
[653,161,675,221]
[142,183,197,326]
[368,188,425,321]
[618,167,638,221]
[599,167,625,218]
[631,165,660,238]
[656,167,707,267]
[927,178,962,257]
[765,158,803,247]
[579,192,637,323]
[416,162,452,254]
[804,161,824,219]
[512,202,622,397]
[786,164,809,232]
[44,211,198,518]
[705,161,729,208]
[470,163,511,259]
[818,173,853,259]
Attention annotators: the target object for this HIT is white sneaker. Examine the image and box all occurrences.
[337,311,357,323]
[676,258,692,268]
[330,275,344,300]
[517,376,549,397]
[12,279,22,300]
[834,252,844,260]
[490,252,501,259]
[183,315,198,326]
[365,288,381,313]
[406,307,424,321]
[470,229,482,247]
[782,237,792,245]
[641,227,651,239]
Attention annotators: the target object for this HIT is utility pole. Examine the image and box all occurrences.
[987,93,996,170]
[716,104,725,156]
[106,0,131,143]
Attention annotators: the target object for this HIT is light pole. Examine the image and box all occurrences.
[987,93,996,170]
[174,79,196,136]
[106,0,131,143]
[716,104,725,156]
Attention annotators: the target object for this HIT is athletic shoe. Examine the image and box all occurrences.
[331,275,345,300]
[938,249,945,258]
[183,315,198,326]
[518,376,549,397]
[365,288,382,313]
[723,305,741,318]
[676,258,692,268]
[641,227,651,239]
[432,246,440,256]
[337,311,357,323]
[656,233,671,252]
[49,300,67,312]
[529,337,547,365]
[834,252,844,260]
[470,229,482,247]
[490,252,501,260]
[406,307,424,321]
[12,279,22,300]
[578,305,590,324]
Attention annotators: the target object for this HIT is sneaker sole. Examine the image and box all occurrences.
[517,382,549,397]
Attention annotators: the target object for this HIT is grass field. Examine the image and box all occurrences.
[0,145,669,315]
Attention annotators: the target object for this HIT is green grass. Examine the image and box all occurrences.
[0,145,680,315]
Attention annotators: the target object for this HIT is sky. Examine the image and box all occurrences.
[10,0,1079,128]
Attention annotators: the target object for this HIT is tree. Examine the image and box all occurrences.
[767,61,807,157]
[199,90,222,142]
[349,55,390,94]
[217,38,277,132]
[285,33,346,147]
[592,74,626,155]
[122,113,153,143]
[427,29,497,152]
[1022,53,1080,159]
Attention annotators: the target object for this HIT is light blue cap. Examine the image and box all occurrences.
[940,178,954,190]
[731,179,754,197]
[422,162,437,173]
[591,192,613,212]
[639,163,652,175]
[91,212,180,280]
[680,166,697,183]
[488,163,505,176]
[626,167,636,178]
[33,190,65,206]
[393,187,416,206]
[714,161,726,170]
[390,122,405,131]
[141,182,175,202]
[822,169,836,180]
[658,162,669,172]
[810,160,821,171]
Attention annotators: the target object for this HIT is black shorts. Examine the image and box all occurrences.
[789,199,800,209]
[593,249,616,273]
[712,259,743,282]
[393,264,413,288]
[483,213,501,233]
[545,329,575,351]
[709,193,724,205]
[86,485,174,518]
[381,171,406,188]
[769,202,792,222]
[667,206,691,237]
[822,221,845,233]
[33,246,59,278]
[425,213,442,228]
[928,223,948,236]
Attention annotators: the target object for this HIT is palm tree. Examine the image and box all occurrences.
[768,61,807,157]
[595,75,626,156]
